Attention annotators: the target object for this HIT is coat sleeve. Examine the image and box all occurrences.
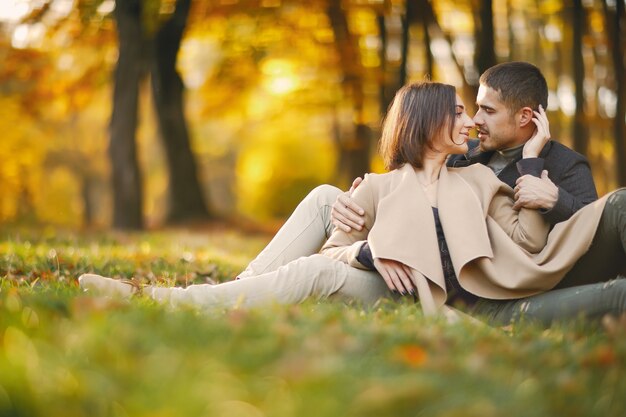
[320,174,377,268]
[542,158,597,225]
[487,182,550,253]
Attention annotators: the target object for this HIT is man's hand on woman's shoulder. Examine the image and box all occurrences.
[331,177,366,232]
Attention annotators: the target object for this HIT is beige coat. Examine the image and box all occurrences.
[321,163,613,315]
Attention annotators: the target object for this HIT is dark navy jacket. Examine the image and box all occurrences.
[447,139,598,226]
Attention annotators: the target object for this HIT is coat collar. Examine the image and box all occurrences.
[437,166,493,276]
[450,139,556,188]
[368,163,445,290]
[367,164,494,295]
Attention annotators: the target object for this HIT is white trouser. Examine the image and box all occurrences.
[238,184,341,279]
[147,255,391,310]
[145,185,393,309]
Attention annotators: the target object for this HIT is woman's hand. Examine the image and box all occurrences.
[373,258,415,295]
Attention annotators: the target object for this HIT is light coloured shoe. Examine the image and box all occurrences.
[78,274,141,299]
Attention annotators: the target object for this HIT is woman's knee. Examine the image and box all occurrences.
[306,184,343,207]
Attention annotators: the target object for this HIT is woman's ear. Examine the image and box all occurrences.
[518,107,535,127]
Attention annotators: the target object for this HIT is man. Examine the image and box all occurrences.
[333,61,597,232]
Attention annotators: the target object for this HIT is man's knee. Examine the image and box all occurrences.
[601,189,626,238]
[607,189,626,211]
[599,278,626,314]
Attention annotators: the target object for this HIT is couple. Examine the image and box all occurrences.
[80,62,626,326]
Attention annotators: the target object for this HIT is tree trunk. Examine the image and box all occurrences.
[604,0,626,186]
[421,1,434,78]
[572,0,588,156]
[327,0,370,184]
[151,0,211,223]
[377,0,412,117]
[420,0,470,87]
[507,0,515,60]
[399,0,413,88]
[377,14,388,114]
[109,0,144,230]
[614,0,626,186]
[474,0,497,75]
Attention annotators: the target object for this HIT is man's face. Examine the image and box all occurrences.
[473,85,523,152]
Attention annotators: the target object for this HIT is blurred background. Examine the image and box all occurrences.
[0,0,624,230]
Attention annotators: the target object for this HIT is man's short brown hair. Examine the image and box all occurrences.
[480,61,548,114]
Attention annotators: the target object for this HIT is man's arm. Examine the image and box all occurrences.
[513,107,558,211]
[512,169,558,211]
[331,177,366,232]
[514,106,597,225]
[537,159,597,224]
[514,156,597,225]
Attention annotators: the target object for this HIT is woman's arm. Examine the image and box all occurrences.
[488,182,550,253]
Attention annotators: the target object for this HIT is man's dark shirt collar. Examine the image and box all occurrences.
[449,139,554,169]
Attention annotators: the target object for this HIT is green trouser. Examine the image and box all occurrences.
[470,189,626,327]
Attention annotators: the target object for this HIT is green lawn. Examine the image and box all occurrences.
[1,228,625,417]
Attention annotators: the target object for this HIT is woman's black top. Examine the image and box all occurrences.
[431,207,479,306]
[355,207,479,306]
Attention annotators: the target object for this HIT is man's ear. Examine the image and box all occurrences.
[518,107,535,127]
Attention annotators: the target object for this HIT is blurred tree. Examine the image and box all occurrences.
[3,0,626,226]
[327,0,370,184]
[419,0,435,77]
[151,0,210,224]
[572,0,589,156]
[111,0,210,229]
[377,0,413,115]
[0,6,113,226]
[603,0,626,186]
[473,0,496,75]
[427,0,472,88]
[110,0,144,229]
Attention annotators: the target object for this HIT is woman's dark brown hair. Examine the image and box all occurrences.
[379,81,456,170]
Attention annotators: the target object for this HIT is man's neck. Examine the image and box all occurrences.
[496,142,525,158]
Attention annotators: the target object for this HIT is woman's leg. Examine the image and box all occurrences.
[81,255,392,310]
[471,278,626,327]
[237,185,342,279]
[555,189,626,288]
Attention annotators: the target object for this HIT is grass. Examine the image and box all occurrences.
[1,227,625,417]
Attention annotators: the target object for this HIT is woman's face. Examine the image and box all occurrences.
[438,95,474,155]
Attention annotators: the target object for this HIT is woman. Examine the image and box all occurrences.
[80,82,626,324]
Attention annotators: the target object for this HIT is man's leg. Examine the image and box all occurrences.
[554,189,626,288]
[237,185,342,279]
[149,255,392,310]
[470,190,626,327]
[471,278,626,327]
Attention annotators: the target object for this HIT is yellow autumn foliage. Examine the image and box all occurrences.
[0,0,623,229]
[0,98,46,222]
